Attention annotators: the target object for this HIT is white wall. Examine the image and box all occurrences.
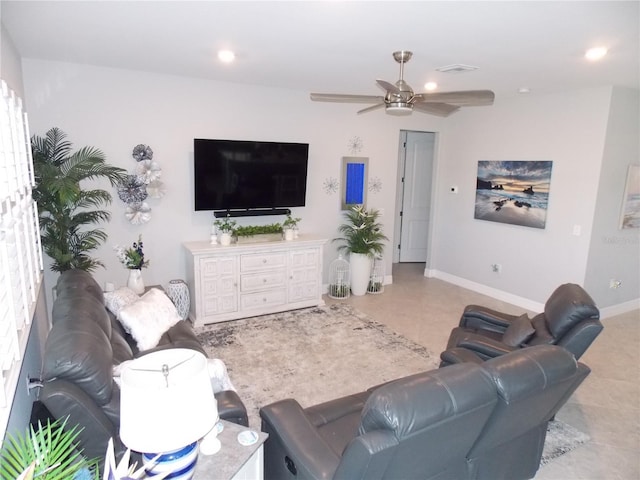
[584,87,640,310]
[21,59,639,312]
[0,21,24,96]
[22,59,445,296]
[432,88,613,305]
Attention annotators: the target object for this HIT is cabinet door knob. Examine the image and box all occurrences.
[263,259,267,264]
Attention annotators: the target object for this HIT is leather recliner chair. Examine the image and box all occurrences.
[440,283,602,366]
[259,345,589,480]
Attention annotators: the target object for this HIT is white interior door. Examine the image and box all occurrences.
[398,131,435,262]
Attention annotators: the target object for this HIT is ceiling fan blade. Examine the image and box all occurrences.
[310,93,384,104]
[414,90,495,106]
[357,103,386,115]
[412,102,460,117]
[376,79,401,95]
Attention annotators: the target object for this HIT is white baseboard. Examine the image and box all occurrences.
[428,270,544,312]
[599,298,640,319]
[426,269,639,319]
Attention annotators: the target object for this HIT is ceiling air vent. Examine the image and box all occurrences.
[436,64,479,74]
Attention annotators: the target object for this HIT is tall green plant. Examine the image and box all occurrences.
[32,128,127,273]
[0,418,99,480]
[333,205,388,256]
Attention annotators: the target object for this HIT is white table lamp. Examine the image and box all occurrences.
[120,349,219,478]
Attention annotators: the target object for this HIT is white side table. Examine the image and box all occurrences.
[194,420,268,480]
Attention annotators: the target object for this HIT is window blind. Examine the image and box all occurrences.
[0,80,42,423]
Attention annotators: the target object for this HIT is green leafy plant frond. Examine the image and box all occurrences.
[0,418,99,480]
[235,223,284,236]
[32,127,127,273]
[333,206,388,257]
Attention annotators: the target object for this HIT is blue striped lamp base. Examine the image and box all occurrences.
[142,442,199,480]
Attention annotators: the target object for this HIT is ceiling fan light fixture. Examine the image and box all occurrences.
[386,103,413,116]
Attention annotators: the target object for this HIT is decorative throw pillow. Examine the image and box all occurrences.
[117,288,182,351]
[502,314,536,347]
[104,287,140,320]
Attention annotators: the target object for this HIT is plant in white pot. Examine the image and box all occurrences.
[214,216,237,246]
[333,206,388,296]
[282,214,301,241]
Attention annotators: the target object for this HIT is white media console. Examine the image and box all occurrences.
[184,236,326,327]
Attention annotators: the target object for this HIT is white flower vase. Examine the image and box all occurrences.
[127,269,145,295]
[220,232,232,246]
[349,253,372,296]
[284,229,295,241]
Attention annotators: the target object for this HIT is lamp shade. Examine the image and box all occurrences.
[120,348,218,453]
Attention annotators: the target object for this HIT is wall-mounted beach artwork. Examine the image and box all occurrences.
[620,164,640,229]
[474,160,553,229]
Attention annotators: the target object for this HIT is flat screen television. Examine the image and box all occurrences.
[194,138,309,211]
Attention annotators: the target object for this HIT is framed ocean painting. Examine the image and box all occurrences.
[620,164,640,229]
[474,160,553,229]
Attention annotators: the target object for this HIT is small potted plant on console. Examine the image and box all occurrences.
[282,214,301,241]
[214,216,237,246]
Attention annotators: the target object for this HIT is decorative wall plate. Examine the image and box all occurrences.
[146,179,166,199]
[135,160,162,184]
[125,202,151,224]
[132,144,154,161]
[118,175,148,204]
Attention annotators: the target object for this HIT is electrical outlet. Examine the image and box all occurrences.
[491,263,502,273]
[609,279,622,289]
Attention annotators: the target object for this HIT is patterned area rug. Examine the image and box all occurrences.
[195,304,589,466]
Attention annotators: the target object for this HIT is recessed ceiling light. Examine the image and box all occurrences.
[217,50,235,63]
[585,47,607,61]
[518,87,531,94]
[424,82,438,91]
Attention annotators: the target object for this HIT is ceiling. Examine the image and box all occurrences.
[2,1,639,103]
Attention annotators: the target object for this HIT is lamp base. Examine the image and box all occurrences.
[143,442,198,480]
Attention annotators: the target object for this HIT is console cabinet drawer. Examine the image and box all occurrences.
[240,289,287,311]
[240,270,287,292]
[240,252,287,272]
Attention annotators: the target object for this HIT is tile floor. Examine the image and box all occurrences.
[325,263,640,480]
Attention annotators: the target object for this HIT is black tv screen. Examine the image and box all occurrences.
[194,139,309,211]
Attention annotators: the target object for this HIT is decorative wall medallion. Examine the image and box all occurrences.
[118,144,164,224]
[347,136,363,155]
[368,176,382,193]
[132,144,154,162]
[125,202,152,225]
[323,177,339,195]
[117,174,148,204]
[135,160,162,183]
[146,179,166,199]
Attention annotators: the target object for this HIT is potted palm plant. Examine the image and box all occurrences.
[333,206,388,296]
[0,418,99,479]
[32,128,128,272]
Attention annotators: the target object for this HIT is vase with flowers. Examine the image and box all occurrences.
[115,235,149,294]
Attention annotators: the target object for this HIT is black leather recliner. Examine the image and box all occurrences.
[39,269,248,467]
[259,345,590,480]
[440,283,602,366]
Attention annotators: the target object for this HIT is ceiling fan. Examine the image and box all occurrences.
[310,51,495,117]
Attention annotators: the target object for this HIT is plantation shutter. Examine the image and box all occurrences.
[0,79,42,413]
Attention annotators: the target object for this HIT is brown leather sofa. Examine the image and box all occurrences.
[39,269,247,467]
[259,344,590,480]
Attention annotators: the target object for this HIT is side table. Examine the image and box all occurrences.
[194,420,268,480]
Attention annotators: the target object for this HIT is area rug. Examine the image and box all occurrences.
[195,304,589,466]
